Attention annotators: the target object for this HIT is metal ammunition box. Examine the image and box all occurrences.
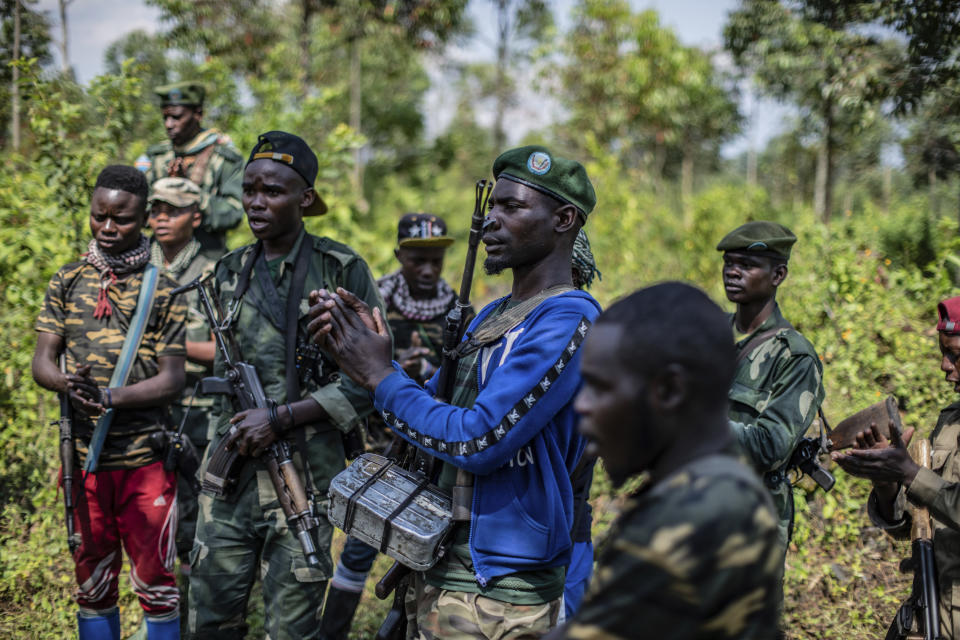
[327,453,453,571]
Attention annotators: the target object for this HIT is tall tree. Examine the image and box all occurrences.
[724,0,901,221]
[1,0,51,149]
[559,0,740,198]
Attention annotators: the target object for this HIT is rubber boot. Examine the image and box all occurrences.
[77,607,121,640]
[145,616,180,640]
[319,586,364,640]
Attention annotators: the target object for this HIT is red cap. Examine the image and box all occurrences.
[937,297,960,334]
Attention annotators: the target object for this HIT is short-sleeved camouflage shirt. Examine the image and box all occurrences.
[566,454,781,640]
[36,260,187,470]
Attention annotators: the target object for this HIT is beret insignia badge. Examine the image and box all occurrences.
[527,151,551,175]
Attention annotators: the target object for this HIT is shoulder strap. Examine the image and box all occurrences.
[735,315,794,365]
[84,263,161,473]
[455,284,575,358]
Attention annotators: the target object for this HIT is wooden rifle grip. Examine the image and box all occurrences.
[910,438,934,542]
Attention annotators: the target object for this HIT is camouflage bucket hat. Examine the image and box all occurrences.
[148,177,202,208]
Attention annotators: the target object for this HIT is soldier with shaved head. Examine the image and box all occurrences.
[546,282,781,640]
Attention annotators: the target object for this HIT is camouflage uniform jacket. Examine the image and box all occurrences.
[728,303,824,543]
[204,227,388,498]
[565,454,781,639]
[151,238,217,444]
[145,128,244,251]
[36,260,187,470]
[869,401,960,639]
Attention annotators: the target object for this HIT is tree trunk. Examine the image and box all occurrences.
[681,143,694,228]
[493,0,509,152]
[882,164,892,215]
[11,0,21,152]
[929,167,939,216]
[58,0,73,79]
[814,96,834,222]
[349,36,366,210]
[299,0,313,99]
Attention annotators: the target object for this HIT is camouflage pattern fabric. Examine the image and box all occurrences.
[187,228,387,639]
[868,402,960,638]
[565,454,781,640]
[151,239,216,564]
[145,128,244,255]
[727,303,825,549]
[188,468,333,640]
[406,572,561,640]
[36,261,187,470]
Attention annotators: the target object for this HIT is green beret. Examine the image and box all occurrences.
[716,221,797,260]
[154,81,205,107]
[492,146,596,220]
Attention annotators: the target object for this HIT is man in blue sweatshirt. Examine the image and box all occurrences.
[309,146,601,638]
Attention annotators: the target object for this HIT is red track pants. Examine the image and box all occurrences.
[69,461,179,618]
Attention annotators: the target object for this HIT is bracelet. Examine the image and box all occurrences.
[284,402,295,429]
[101,388,112,409]
[267,401,284,437]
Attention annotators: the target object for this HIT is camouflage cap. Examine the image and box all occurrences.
[154,81,205,107]
[148,177,202,208]
[492,146,596,220]
[716,221,797,261]
[397,213,454,248]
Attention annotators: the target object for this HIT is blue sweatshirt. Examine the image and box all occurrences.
[374,289,602,585]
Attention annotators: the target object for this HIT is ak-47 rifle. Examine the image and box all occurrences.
[55,353,81,554]
[172,275,323,568]
[887,438,943,640]
[374,179,493,640]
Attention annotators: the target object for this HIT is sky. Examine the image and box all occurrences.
[32,0,792,157]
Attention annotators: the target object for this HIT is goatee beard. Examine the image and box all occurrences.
[484,256,507,276]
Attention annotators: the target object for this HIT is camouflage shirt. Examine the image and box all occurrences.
[151,238,217,444]
[869,401,960,638]
[145,128,244,253]
[205,227,388,497]
[36,261,187,470]
[564,454,781,640]
[728,304,824,543]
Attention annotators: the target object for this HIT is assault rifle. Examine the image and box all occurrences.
[886,438,943,640]
[55,354,81,554]
[172,275,323,568]
[374,179,492,640]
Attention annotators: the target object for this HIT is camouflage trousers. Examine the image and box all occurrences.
[187,469,333,640]
[404,573,561,639]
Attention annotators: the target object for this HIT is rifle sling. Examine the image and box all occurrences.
[233,233,324,493]
[454,284,575,359]
[84,263,160,473]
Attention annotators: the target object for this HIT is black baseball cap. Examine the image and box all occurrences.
[397,213,454,248]
[247,131,328,216]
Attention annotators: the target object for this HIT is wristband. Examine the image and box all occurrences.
[267,401,284,437]
[101,388,112,409]
[284,402,295,429]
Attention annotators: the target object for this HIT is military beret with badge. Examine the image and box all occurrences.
[716,220,797,261]
[492,145,597,221]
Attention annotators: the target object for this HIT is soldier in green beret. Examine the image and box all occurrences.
[308,145,602,639]
[717,220,825,627]
[145,82,244,257]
